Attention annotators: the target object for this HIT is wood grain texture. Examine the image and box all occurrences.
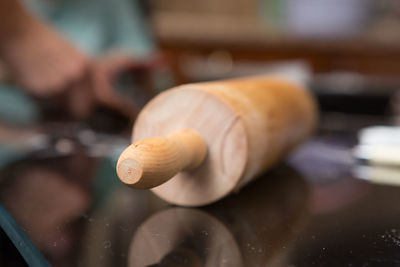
[118,75,317,206]
[132,87,248,206]
[117,129,207,189]
[197,77,317,188]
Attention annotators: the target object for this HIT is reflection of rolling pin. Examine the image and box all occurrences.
[129,166,310,267]
[117,76,317,206]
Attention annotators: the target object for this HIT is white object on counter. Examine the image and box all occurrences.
[354,145,400,166]
[358,126,400,146]
[354,165,400,186]
[354,126,400,167]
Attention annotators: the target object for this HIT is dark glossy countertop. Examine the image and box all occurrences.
[1,132,400,267]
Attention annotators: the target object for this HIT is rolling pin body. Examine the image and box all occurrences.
[117,76,317,206]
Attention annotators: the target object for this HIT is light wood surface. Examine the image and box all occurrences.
[117,129,207,189]
[117,75,317,206]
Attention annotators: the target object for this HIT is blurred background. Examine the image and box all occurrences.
[1,0,400,266]
[2,0,400,130]
[151,0,400,131]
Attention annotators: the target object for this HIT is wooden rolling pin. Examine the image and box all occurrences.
[117,76,317,206]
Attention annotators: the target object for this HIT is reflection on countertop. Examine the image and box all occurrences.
[129,166,310,267]
[1,136,400,266]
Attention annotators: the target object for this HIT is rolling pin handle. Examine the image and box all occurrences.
[116,129,207,189]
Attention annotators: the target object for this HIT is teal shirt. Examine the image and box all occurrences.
[24,0,156,58]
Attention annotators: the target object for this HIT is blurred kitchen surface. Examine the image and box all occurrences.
[2,147,400,266]
[1,0,400,266]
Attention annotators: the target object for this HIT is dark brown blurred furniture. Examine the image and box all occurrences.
[159,35,400,84]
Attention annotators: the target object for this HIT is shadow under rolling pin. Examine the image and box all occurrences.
[117,76,317,206]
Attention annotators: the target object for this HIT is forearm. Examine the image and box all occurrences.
[0,0,36,42]
[0,0,90,97]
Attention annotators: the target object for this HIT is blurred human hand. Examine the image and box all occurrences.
[91,52,161,120]
[0,18,88,97]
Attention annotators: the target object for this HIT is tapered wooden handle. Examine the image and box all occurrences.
[116,129,207,189]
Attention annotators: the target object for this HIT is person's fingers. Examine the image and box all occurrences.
[92,73,119,106]
[47,53,89,95]
[64,52,89,83]
[97,52,164,74]
[90,63,139,119]
[67,73,96,119]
